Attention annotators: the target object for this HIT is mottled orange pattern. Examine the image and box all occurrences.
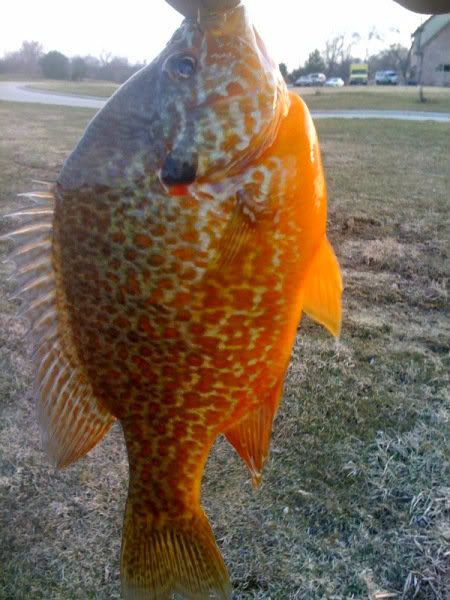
[6,3,342,599]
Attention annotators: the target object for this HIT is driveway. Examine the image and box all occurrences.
[0,81,449,122]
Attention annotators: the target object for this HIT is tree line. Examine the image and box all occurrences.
[279,33,409,83]
[1,37,410,84]
[0,41,145,83]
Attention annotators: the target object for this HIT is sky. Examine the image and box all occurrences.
[0,1,428,70]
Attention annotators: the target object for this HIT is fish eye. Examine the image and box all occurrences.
[166,55,197,80]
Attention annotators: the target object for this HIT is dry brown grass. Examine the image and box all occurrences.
[0,101,449,599]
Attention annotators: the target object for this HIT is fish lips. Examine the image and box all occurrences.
[159,151,198,195]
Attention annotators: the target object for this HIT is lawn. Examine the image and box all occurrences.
[296,85,450,113]
[0,101,449,599]
[24,79,450,113]
[25,80,119,98]
[0,73,42,82]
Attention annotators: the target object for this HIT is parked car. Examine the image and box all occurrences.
[294,72,326,87]
[294,75,313,86]
[375,70,399,85]
[309,72,326,86]
[325,77,345,88]
[385,70,399,85]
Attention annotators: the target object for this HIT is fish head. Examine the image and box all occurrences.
[158,2,290,190]
[58,3,288,194]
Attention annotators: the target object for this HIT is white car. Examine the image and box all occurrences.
[295,75,313,86]
[295,72,326,87]
[325,77,345,88]
[375,70,399,85]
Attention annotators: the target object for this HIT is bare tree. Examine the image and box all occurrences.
[99,51,113,67]
[1,40,44,76]
[322,33,361,77]
[368,44,410,80]
[324,35,345,76]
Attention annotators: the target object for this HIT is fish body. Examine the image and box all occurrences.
[6,3,342,598]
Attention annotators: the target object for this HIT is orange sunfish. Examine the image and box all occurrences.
[5,1,342,597]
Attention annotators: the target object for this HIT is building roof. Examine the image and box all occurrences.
[412,13,450,46]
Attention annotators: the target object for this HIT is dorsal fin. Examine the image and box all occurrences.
[2,187,115,467]
[224,380,284,487]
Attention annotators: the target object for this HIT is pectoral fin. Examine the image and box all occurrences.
[302,237,343,337]
[211,188,272,270]
[211,204,253,270]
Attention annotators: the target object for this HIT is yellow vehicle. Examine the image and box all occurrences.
[349,63,369,85]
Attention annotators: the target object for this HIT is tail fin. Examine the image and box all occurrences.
[121,502,231,599]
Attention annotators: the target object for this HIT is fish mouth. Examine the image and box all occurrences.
[160,152,198,194]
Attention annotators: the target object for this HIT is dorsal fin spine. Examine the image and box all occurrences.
[4,187,116,468]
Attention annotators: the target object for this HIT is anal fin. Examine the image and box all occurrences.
[302,236,343,337]
[224,381,283,487]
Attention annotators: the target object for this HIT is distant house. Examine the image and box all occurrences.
[409,14,450,86]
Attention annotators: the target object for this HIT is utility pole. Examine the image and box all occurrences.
[415,24,426,103]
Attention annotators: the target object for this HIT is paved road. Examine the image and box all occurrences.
[311,108,450,122]
[1,81,449,122]
[0,81,105,109]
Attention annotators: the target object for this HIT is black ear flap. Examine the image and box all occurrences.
[161,152,198,186]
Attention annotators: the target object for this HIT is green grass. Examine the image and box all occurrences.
[0,73,42,82]
[0,101,449,599]
[295,85,450,113]
[26,80,120,98]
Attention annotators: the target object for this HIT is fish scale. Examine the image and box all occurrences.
[4,2,343,598]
